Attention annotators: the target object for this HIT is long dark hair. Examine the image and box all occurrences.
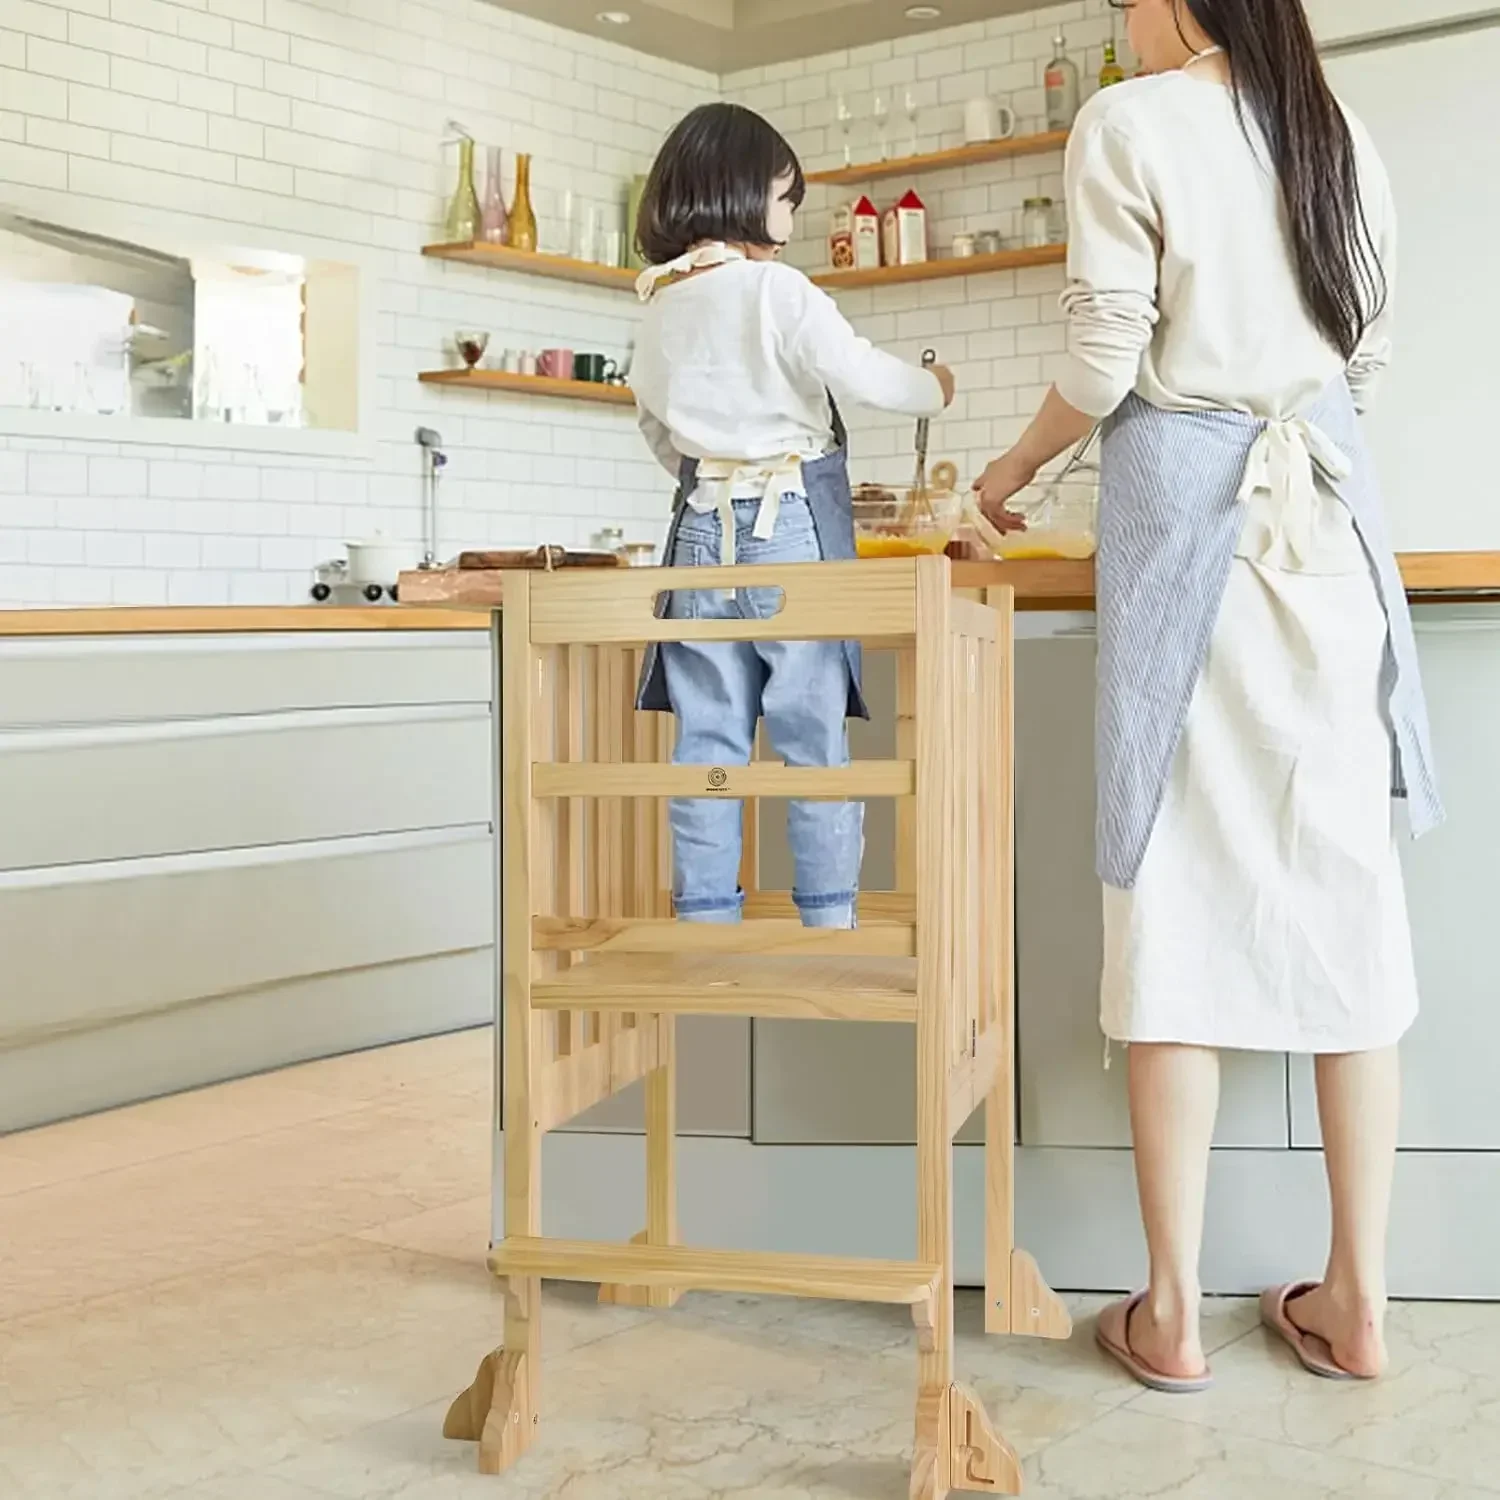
[1184,0,1385,359]
[636,103,805,265]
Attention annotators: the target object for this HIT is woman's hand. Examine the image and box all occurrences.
[972,449,1037,533]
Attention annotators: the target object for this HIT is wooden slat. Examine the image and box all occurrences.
[489,1237,942,1309]
[949,595,999,643]
[526,558,919,645]
[913,554,955,1399]
[743,890,916,923]
[533,952,918,1022]
[805,129,1070,186]
[985,586,1019,1337]
[533,760,914,800]
[497,575,542,1454]
[533,916,916,957]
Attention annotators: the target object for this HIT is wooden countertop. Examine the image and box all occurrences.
[1,553,1495,636]
[0,606,491,637]
[396,551,1500,613]
[952,552,1500,609]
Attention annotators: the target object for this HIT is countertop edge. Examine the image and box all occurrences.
[0,606,493,637]
[2,552,1497,635]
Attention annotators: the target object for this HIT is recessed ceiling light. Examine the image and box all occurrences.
[905,4,942,17]
[596,9,631,22]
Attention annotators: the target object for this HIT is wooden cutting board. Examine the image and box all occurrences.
[456,547,622,570]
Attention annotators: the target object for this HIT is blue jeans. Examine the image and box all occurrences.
[662,496,863,927]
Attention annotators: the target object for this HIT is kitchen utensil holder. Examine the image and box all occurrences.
[445,557,1070,1497]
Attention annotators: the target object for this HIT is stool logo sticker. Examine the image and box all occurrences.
[707,766,730,791]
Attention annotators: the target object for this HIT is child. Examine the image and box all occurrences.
[631,102,955,928]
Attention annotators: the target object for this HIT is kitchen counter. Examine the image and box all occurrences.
[0,612,494,1133]
[396,550,1500,612]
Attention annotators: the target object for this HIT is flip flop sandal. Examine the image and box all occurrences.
[1259,1281,1372,1381]
[1094,1291,1214,1393]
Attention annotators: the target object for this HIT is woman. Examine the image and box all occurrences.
[976,0,1441,1389]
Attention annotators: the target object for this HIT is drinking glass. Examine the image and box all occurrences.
[904,88,920,156]
[836,95,853,165]
[873,92,890,160]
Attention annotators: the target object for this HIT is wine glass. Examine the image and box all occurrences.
[836,94,853,165]
[904,88,920,156]
[873,92,891,160]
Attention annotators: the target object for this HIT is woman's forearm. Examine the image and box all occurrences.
[1014,386,1097,471]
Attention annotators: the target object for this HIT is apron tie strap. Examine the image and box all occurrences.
[1236,416,1353,572]
[636,242,746,302]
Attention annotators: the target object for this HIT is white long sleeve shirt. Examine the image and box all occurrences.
[1057,71,1396,422]
[631,255,945,478]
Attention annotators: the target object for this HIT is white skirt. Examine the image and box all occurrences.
[1100,487,1419,1054]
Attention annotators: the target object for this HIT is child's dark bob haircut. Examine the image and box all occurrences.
[636,102,806,265]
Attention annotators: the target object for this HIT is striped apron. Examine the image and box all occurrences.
[1095,379,1442,891]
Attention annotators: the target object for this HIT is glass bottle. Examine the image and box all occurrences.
[1099,40,1126,89]
[481,145,508,244]
[443,134,481,244]
[1044,33,1080,130]
[506,152,538,253]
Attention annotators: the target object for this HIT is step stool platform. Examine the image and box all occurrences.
[531,951,919,1022]
[489,1236,942,1315]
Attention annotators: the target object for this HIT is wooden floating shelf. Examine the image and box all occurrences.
[418,368,635,406]
[812,243,1066,291]
[421,240,637,292]
[807,130,1071,187]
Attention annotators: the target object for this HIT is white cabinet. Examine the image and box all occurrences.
[0,628,495,1132]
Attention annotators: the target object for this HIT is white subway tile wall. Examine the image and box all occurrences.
[724,0,1128,497]
[1,0,716,605]
[1,0,1127,606]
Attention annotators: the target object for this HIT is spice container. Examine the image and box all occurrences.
[975,229,1003,255]
[1023,198,1054,249]
[952,232,976,258]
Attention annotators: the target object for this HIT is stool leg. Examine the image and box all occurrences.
[599,1017,681,1308]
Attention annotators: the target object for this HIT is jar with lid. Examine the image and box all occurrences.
[590,525,625,554]
[1023,197,1053,249]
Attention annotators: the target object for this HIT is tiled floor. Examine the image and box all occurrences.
[4,1029,1498,1499]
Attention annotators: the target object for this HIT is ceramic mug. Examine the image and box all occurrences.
[502,348,523,374]
[537,348,574,379]
[519,351,538,376]
[573,352,618,384]
[963,98,1017,144]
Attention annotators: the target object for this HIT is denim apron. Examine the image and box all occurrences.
[1095,379,1442,889]
[635,397,868,719]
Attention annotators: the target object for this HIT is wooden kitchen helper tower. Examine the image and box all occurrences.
[446,555,1070,1498]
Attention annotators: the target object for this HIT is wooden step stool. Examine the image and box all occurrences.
[444,556,1070,1498]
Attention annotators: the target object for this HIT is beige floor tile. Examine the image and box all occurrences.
[356,1196,493,1266]
[0,1074,365,1191]
[158,1478,343,1500]
[272,1289,1143,1500]
[275,1031,492,1111]
[1024,1407,1488,1499]
[1130,1298,1500,1493]
[0,1105,490,1323]
[0,1238,648,1500]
